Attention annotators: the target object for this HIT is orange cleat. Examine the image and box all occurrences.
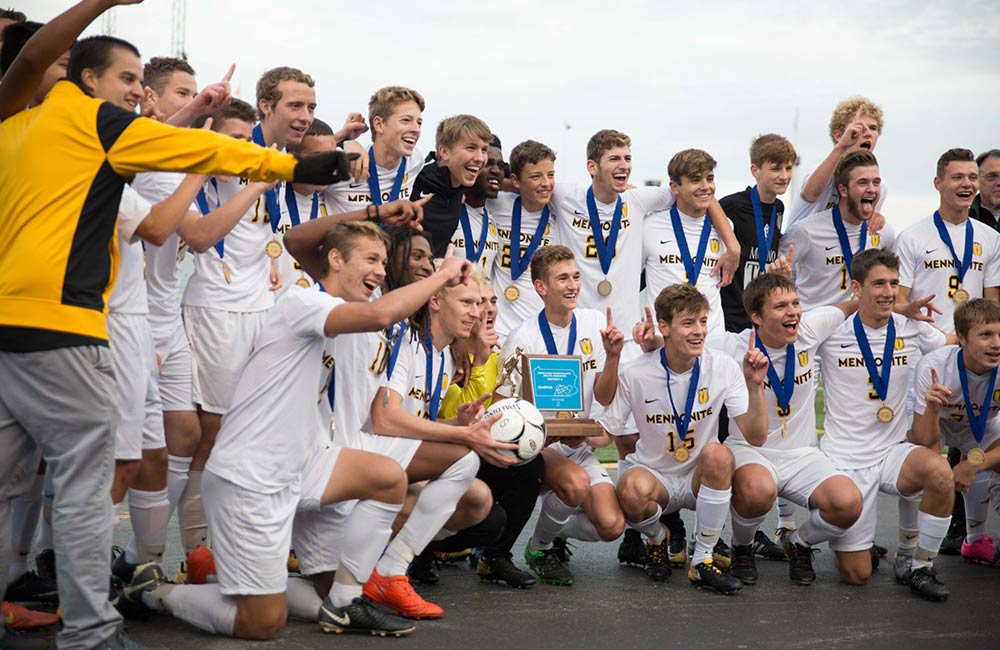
[185,546,217,585]
[3,601,60,629]
[362,570,443,619]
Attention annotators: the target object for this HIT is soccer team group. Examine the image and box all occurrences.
[2,1,1000,648]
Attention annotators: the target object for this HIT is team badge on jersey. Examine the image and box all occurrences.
[710,238,720,254]
[798,351,809,366]
[894,338,904,351]
[993,389,1000,403]
[580,339,593,355]
[441,374,449,390]
[490,223,497,235]
[698,387,709,404]
[871,234,881,247]
[622,203,629,218]
[974,242,983,256]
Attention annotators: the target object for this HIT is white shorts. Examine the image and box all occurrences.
[728,442,847,508]
[548,441,613,487]
[109,313,163,460]
[204,441,341,596]
[829,443,921,553]
[619,459,697,514]
[153,322,195,412]
[341,429,420,470]
[292,498,357,576]
[183,305,266,414]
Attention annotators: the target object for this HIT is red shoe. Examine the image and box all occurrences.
[3,601,60,629]
[186,546,217,585]
[362,570,443,619]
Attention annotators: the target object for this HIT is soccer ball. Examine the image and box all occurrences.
[484,398,546,466]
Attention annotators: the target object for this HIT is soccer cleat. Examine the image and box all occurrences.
[184,546,216,585]
[784,540,817,585]
[668,535,687,567]
[551,537,574,563]
[872,543,888,558]
[644,540,672,582]
[287,549,300,574]
[173,562,187,585]
[687,559,742,594]
[753,530,788,561]
[435,549,472,562]
[961,535,1000,566]
[774,526,795,546]
[869,546,880,571]
[3,601,59,629]
[3,571,58,605]
[731,544,758,585]
[407,550,439,585]
[909,566,949,601]
[892,552,913,585]
[0,626,55,650]
[111,552,137,585]
[362,570,443,619]
[712,538,733,569]
[85,626,152,650]
[524,543,574,586]
[939,515,965,556]
[617,529,647,566]
[476,553,537,588]
[318,596,415,637]
[119,562,166,609]
[34,549,56,586]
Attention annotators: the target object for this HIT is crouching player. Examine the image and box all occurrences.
[600,284,769,593]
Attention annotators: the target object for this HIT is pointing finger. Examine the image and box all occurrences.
[931,368,939,386]
[222,63,235,83]
[606,307,613,328]
[748,328,756,352]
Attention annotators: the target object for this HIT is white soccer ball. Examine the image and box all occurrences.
[484,398,546,466]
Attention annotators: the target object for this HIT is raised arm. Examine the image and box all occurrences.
[134,173,206,246]
[707,199,740,287]
[176,180,273,253]
[733,329,770,446]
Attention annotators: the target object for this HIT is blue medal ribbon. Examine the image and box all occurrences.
[510,198,550,282]
[537,311,577,355]
[958,349,998,447]
[585,187,622,276]
[284,186,319,227]
[660,350,701,443]
[386,321,409,380]
[195,178,224,259]
[669,205,712,286]
[326,364,336,410]
[459,204,490,263]
[852,313,895,401]
[423,334,445,421]
[252,124,283,233]
[933,211,974,285]
[754,330,795,415]
[832,205,868,281]
[751,185,778,273]
[367,147,407,206]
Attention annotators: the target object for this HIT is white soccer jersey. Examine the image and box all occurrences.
[496,308,607,418]
[895,215,1000,334]
[331,326,399,446]
[818,313,946,469]
[109,185,151,315]
[599,347,748,475]
[272,187,329,297]
[323,149,425,214]
[551,184,675,327]
[490,192,554,337]
[643,209,728,337]
[707,306,845,450]
[781,207,896,310]
[181,175,276,312]
[786,170,888,230]
[206,287,345,492]
[914,346,1000,454]
[450,204,500,277]
[382,335,456,420]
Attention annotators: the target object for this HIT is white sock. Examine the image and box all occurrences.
[693,486,731,565]
[124,487,169,564]
[531,492,578,550]
[964,473,990,543]
[912,511,951,570]
[380,451,478,575]
[286,576,322,621]
[342,498,402,584]
[167,455,192,510]
[791,507,846,547]
[562,511,603,543]
[162,584,237,636]
[179,470,207,553]
[776,497,796,529]
[730,510,765,547]
[7,474,44,582]
[431,527,457,542]
[37,478,53,551]
[633,506,666,543]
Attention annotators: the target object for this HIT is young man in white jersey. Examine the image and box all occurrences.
[600,284,769,593]
[782,151,896,311]
[324,86,425,214]
[497,246,626,586]
[136,218,474,639]
[707,273,864,585]
[895,148,1000,334]
[643,149,729,338]
[787,96,888,229]
[491,139,557,339]
[817,248,955,600]
[450,137,502,274]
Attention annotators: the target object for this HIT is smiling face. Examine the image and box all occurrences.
[534,259,580,312]
[659,307,708,362]
[751,159,794,198]
[669,170,716,216]
[512,158,555,211]
[852,264,899,322]
[83,45,143,111]
[588,145,632,197]
[934,160,979,213]
[750,287,803,347]
[431,283,482,341]
[472,146,504,199]
[374,99,422,158]
[838,164,881,222]
[959,320,1000,372]
[397,234,434,286]
[439,134,489,187]
[148,69,197,119]
[260,80,316,148]
[329,235,387,302]
[479,282,498,334]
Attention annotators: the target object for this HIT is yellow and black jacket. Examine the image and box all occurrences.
[0,80,298,351]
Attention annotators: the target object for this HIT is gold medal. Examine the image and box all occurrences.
[265,239,283,259]
[780,417,787,438]
[504,285,520,302]
[952,288,969,303]
[673,447,690,463]
[597,279,613,296]
[967,447,986,466]
[876,405,894,423]
[295,276,311,288]
[220,260,232,285]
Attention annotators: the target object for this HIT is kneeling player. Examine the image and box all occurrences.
[601,284,769,593]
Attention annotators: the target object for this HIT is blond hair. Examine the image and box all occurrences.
[829,96,884,143]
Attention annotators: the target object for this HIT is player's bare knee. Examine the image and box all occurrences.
[236,605,287,640]
[370,458,408,504]
[617,485,647,521]
[698,443,735,480]
[830,491,863,528]
[923,457,954,498]
[142,447,169,475]
[560,470,591,508]
[596,513,626,541]
[459,480,493,522]
[839,565,871,586]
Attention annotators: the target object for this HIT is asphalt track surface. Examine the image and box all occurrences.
[14,480,1000,650]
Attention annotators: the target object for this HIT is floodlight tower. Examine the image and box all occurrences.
[101,6,116,35]
[171,0,187,59]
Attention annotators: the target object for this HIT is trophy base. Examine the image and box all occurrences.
[544,418,605,437]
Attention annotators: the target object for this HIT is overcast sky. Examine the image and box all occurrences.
[27,0,1000,229]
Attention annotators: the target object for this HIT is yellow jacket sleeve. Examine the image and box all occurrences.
[439,352,499,419]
